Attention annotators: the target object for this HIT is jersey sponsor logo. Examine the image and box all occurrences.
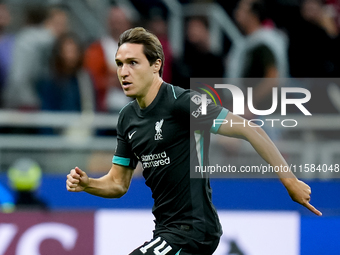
[191,95,201,105]
[191,95,212,118]
[192,106,202,118]
[141,151,171,169]
[154,119,164,140]
[128,131,136,139]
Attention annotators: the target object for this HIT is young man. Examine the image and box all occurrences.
[66,27,321,255]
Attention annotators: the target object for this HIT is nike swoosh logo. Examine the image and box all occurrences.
[128,131,136,139]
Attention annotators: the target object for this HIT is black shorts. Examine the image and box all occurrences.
[129,235,219,255]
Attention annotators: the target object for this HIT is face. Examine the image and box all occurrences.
[50,11,68,37]
[108,8,131,39]
[187,19,209,48]
[115,43,159,99]
[61,38,80,68]
[234,0,252,30]
[301,0,322,22]
[0,4,11,30]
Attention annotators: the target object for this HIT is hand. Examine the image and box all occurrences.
[66,167,89,192]
[284,179,322,216]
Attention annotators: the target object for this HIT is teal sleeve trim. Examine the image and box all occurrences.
[210,108,229,134]
[112,156,130,166]
[171,84,177,99]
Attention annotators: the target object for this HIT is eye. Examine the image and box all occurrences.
[130,60,137,66]
[116,61,123,67]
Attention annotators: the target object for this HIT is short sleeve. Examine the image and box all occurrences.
[112,117,138,169]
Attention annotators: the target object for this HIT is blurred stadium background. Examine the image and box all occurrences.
[0,0,339,254]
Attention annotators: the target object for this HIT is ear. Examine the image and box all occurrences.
[153,59,162,73]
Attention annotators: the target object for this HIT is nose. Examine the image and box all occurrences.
[119,63,129,78]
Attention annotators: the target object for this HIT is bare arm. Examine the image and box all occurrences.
[66,164,134,198]
[217,112,322,216]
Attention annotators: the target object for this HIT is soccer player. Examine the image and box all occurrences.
[66,27,321,255]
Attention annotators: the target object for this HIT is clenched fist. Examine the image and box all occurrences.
[66,167,89,192]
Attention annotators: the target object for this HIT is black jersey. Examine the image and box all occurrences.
[113,82,229,245]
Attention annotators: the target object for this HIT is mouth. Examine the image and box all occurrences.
[122,81,132,89]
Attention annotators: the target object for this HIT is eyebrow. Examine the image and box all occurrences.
[115,57,139,62]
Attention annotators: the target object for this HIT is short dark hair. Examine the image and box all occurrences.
[25,4,48,25]
[250,0,267,22]
[118,27,165,77]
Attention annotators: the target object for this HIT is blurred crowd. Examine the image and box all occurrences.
[0,0,339,130]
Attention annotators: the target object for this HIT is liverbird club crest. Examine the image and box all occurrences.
[154,119,164,140]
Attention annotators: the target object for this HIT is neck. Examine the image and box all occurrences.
[136,77,163,109]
